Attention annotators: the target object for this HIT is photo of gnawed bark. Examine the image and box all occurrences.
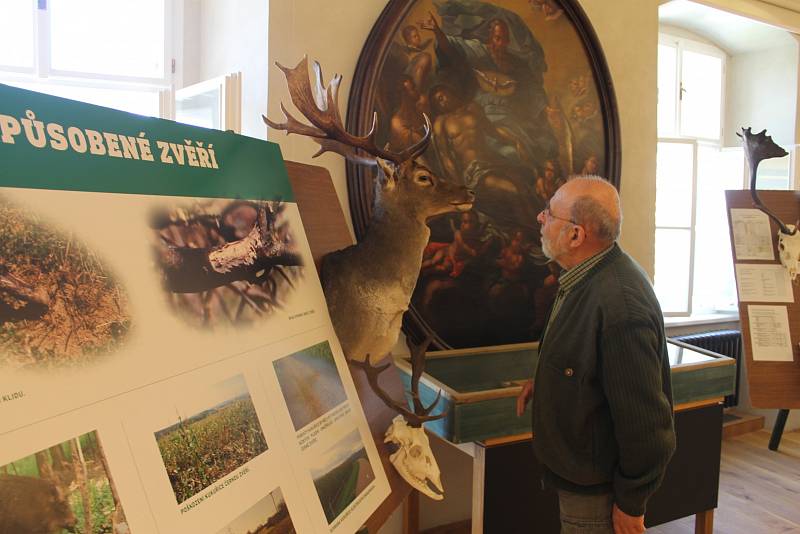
[155,374,269,504]
[151,199,303,328]
[273,342,347,431]
[216,487,296,534]
[0,431,129,534]
[0,195,130,369]
[310,430,375,524]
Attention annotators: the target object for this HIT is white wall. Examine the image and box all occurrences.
[724,43,799,148]
[183,0,269,140]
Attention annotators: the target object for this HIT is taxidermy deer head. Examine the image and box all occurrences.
[264,57,475,364]
[738,127,800,281]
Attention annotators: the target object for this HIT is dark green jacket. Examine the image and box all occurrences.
[532,244,676,516]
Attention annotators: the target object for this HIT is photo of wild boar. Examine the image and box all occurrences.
[0,475,76,533]
[0,431,128,534]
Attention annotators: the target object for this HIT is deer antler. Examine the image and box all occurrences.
[351,336,446,428]
[738,127,797,236]
[263,56,431,164]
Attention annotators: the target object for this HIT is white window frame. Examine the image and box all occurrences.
[655,138,698,316]
[0,0,179,115]
[658,32,727,143]
[162,72,243,133]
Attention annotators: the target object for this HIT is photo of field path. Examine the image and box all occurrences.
[216,487,296,534]
[0,431,129,534]
[273,341,347,431]
[154,374,268,504]
[310,430,375,524]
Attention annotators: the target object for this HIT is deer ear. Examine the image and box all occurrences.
[376,158,398,191]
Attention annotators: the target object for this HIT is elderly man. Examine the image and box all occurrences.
[516,176,676,534]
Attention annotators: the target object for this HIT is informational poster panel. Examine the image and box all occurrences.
[0,85,388,534]
[726,190,800,409]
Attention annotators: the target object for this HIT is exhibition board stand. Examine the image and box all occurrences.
[725,190,800,450]
[284,161,414,532]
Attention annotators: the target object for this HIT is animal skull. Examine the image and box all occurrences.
[778,224,800,281]
[384,415,444,500]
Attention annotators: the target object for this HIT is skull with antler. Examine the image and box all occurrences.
[266,57,468,499]
[738,128,800,281]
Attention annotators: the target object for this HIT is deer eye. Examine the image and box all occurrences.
[417,174,432,185]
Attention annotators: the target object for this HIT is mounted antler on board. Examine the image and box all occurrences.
[738,127,800,280]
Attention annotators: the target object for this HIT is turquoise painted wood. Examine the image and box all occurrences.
[398,341,736,444]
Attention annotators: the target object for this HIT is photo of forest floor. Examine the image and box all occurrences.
[216,487,296,534]
[0,430,129,534]
[151,199,303,329]
[310,430,374,524]
[0,195,130,369]
[273,341,347,431]
[155,375,269,504]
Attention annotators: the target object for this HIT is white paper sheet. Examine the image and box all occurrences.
[747,305,795,361]
[730,209,775,260]
[735,264,795,302]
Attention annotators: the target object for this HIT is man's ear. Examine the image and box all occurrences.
[377,158,398,191]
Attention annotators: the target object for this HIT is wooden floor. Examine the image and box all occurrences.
[421,429,800,534]
[650,429,800,534]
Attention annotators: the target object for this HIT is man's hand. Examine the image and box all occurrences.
[516,379,533,417]
[612,503,645,534]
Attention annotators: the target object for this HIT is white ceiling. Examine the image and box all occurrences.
[659,0,795,55]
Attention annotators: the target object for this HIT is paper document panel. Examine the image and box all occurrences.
[735,264,795,303]
[730,209,775,261]
[747,305,794,362]
[0,86,388,533]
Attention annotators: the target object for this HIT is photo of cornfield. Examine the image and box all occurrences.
[310,430,375,524]
[155,374,269,504]
[0,431,129,534]
[151,199,303,329]
[0,194,130,369]
[273,341,348,431]
[216,487,296,534]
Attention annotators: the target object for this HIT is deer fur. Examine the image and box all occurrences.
[266,58,474,363]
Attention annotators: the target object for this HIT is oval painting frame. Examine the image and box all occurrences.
[346,0,620,350]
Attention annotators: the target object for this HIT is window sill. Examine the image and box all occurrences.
[664,312,739,329]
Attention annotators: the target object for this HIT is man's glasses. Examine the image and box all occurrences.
[542,200,578,225]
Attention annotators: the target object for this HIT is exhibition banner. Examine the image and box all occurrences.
[0,84,388,534]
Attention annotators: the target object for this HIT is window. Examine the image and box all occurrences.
[655,33,742,316]
[0,0,172,117]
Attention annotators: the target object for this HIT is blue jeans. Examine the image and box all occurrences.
[557,489,614,534]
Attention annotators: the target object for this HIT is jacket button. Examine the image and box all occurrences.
[564,367,574,377]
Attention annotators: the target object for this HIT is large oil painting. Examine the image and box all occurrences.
[346,0,619,349]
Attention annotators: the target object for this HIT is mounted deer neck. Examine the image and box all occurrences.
[265,57,475,363]
[738,127,800,281]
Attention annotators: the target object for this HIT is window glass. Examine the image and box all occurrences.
[680,49,723,140]
[654,228,692,314]
[657,43,677,137]
[693,145,743,312]
[176,89,222,130]
[0,1,36,69]
[656,141,694,228]
[49,0,165,79]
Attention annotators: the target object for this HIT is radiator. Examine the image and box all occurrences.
[672,329,742,407]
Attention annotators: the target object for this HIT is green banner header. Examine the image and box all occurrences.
[0,84,294,202]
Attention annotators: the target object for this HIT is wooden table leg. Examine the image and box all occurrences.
[403,490,419,534]
[694,509,714,534]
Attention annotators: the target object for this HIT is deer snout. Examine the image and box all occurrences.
[450,187,475,211]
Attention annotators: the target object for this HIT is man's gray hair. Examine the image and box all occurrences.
[567,175,622,243]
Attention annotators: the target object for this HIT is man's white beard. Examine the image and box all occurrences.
[541,236,554,260]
